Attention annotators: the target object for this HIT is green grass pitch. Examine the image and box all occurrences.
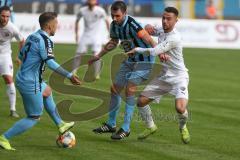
[0,43,239,160]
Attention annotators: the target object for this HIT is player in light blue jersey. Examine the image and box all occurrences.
[0,12,81,150]
[89,1,157,140]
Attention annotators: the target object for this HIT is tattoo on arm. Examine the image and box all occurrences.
[97,39,118,58]
[103,39,118,52]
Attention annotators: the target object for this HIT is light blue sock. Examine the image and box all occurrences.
[107,93,121,127]
[3,118,38,140]
[121,96,135,132]
[44,94,62,126]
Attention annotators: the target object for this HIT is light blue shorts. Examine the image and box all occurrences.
[18,82,47,117]
[114,61,153,86]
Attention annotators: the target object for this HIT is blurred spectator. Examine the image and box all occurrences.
[205,0,217,19]
[0,0,15,22]
[73,0,109,80]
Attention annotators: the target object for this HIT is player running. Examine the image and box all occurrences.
[89,1,157,140]
[0,6,24,117]
[126,7,190,144]
[0,12,81,150]
[73,0,109,80]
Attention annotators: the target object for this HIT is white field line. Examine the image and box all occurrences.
[161,97,240,102]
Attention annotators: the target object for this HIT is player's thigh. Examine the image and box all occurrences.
[114,62,133,87]
[76,36,90,54]
[169,77,189,100]
[92,43,102,56]
[128,62,153,86]
[141,77,172,103]
[0,55,13,77]
[20,91,44,117]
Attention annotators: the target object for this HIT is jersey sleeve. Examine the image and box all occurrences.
[135,36,180,56]
[76,10,82,22]
[110,22,118,39]
[12,24,24,41]
[101,8,107,19]
[46,59,72,79]
[39,35,55,61]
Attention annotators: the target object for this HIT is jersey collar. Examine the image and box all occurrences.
[115,15,128,28]
[121,15,128,27]
[38,29,50,38]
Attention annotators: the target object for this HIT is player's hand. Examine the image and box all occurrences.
[70,74,82,85]
[15,58,22,66]
[159,53,170,62]
[145,24,156,35]
[88,55,100,65]
[125,48,136,56]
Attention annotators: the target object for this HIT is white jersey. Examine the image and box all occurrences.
[136,26,188,78]
[138,26,189,101]
[0,21,23,56]
[77,6,107,38]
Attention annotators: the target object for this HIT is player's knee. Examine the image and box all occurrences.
[126,85,137,96]
[28,115,41,121]
[137,97,145,107]
[137,96,150,107]
[43,86,52,97]
[3,75,13,84]
[175,99,188,114]
[176,105,186,114]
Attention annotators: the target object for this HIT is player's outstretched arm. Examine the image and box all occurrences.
[46,59,81,85]
[138,29,157,48]
[88,38,119,65]
[126,39,179,62]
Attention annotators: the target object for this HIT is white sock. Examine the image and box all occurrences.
[72,54,82,73]
[94,59,101,77]
[6,83,16,111]
[178,110,188,129]
[138,105,155,128]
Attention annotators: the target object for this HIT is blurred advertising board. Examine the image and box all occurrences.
[14,13,240,49]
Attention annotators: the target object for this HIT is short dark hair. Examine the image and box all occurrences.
[39,12,58,29]
[111,1,127,13]
[164,7,179,17]
[0,6,11,14]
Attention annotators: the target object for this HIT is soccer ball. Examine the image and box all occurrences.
[56,131,76,148]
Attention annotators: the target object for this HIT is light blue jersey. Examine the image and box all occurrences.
[110,15,155,63]
[16,29,71,94]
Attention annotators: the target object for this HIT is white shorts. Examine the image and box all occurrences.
[0,55,13,76]
[76,35,103,54]
[141,75,189,102]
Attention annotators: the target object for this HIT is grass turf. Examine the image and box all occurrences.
[0,43,239,160]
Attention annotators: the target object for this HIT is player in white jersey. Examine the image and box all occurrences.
[126,7,190,144]
[0,6,24,118]
[73,0,109,80]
